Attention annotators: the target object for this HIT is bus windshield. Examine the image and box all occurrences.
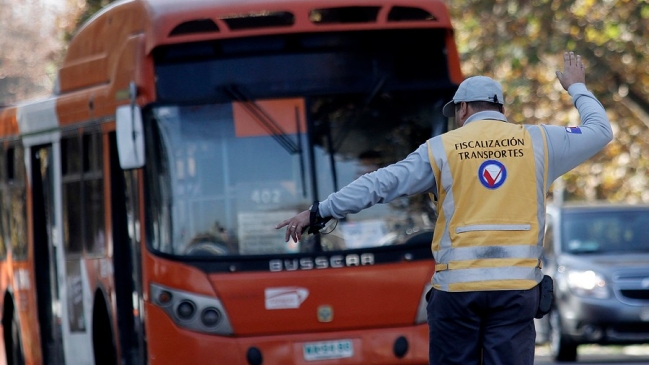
[146,90,443,257]
[146,28,454,258]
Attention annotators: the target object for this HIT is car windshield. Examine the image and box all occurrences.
[561,209,649,254]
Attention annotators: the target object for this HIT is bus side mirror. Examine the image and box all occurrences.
[116,104,145,169]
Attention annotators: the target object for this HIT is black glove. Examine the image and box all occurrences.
[308,201,330,234]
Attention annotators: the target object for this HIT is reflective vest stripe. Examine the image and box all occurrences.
[455,224,531,233]
[427,139,452,253]
[434,258,539,272]
[526,124,550,248]
[448,280,539,292]
[434,244,544,264]
[434,266,541,283]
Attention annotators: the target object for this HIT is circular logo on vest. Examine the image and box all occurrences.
[478,160,507,189]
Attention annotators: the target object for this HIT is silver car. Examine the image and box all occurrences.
[535,202,649,362]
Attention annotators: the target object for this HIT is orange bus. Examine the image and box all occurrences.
[0,0,462,364]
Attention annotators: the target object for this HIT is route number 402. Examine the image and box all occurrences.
[250,188,281,205]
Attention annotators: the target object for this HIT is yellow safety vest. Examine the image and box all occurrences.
[427,119,549,292]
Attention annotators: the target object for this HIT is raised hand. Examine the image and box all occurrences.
[556,51,586,91]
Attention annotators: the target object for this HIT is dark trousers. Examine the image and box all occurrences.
[426,286,539,365]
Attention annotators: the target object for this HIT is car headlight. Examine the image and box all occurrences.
[566,270,609,299]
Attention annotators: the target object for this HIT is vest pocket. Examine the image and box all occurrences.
[456,224,531,234]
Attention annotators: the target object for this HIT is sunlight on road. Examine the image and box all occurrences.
[536,344,649,357]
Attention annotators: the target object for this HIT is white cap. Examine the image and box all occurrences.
[442,76,504,118]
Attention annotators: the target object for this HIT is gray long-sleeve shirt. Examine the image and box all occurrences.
[319,83,613,219]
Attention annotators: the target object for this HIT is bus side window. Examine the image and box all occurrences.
[62,135,83,255]
[4,145,28,261]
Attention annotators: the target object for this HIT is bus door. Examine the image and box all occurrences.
[30,144,65,364]
[29,136,94,365]
[108,131,145,365]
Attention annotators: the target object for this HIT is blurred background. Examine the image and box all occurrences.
[1,0,647,203]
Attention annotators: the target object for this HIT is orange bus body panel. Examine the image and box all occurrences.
[10,263,42,365]
[143,252,220,298]
[0,107,19,138]
[54,0,151,128]
[59,1,148,94]
[210,261,435,336]
[141,0,454,54]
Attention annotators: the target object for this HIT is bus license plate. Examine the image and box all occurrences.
[303,339,354,361]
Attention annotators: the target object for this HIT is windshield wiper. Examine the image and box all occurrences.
[224,85,307,197]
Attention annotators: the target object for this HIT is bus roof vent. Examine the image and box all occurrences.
[169,19,219,37]
[220,11,294,30]
[309,6,381,24]
[387,6,437,22]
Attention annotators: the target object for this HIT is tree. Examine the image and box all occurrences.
[0,0,109,106]
[64,0,115,42]
[0,0,62,104]
[446,0,649,203]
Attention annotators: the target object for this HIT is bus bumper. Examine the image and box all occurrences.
[146,304,429,364]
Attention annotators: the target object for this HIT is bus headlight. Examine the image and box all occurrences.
[151,283,233,335]
[176,300,196,320]
[415,282,432,324]
[201,308,222,327]
[566,270,609,299]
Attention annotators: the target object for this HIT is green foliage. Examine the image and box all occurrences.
[447,0,649,203]
[78,0,113,26]
[65,0,116,42]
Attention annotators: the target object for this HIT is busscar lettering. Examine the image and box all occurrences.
[454,138,525,160]
[270,253,375,272]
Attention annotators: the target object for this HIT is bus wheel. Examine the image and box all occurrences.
[93,294,117,365]
[3,307,25,365]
